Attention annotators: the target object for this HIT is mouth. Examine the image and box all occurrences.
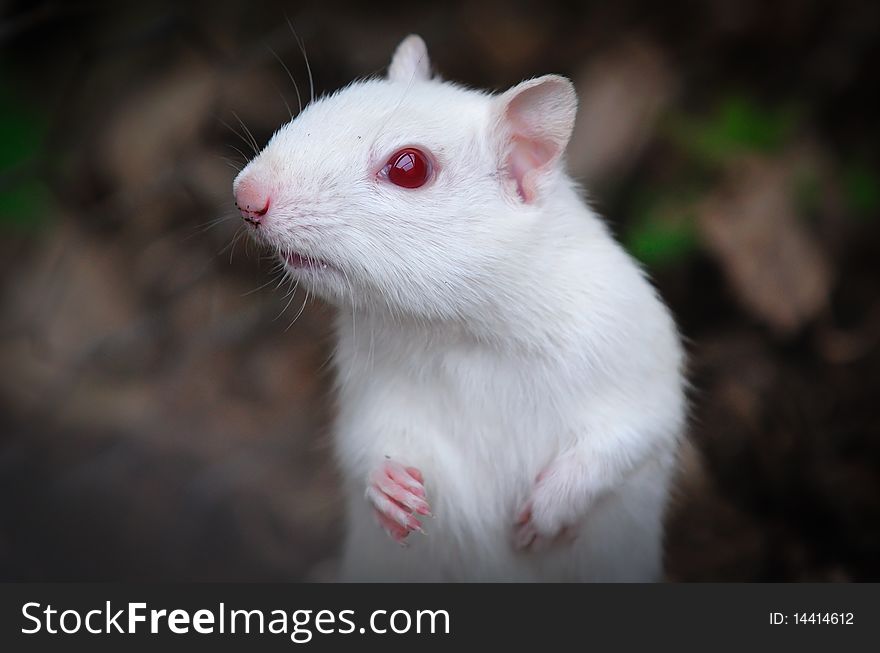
[282,251,333,272]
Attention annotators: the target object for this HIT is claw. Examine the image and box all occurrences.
[375,474,431,515]
[367,460,431,543]
[513,500,578,553]
[386,464,426,497]
[513,523,537,551]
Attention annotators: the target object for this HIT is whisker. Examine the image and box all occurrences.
[220,117,258,157]
[342,268,358,382]
[191,213,234,232]
[226,142,252,165]
[275,279,301,321]
[267,44,303,115]
[242,273,282,297]
[183,214,235,241]
[221,157,243,173]
[232,110,260,156]
[222,226,247,263]
[274,268,290,291]
[375,54,423,142]
[273,81,294,120]
[285,15,314,104]
[285,289,310,331]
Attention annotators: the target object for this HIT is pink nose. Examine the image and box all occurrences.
[235,180,270,226]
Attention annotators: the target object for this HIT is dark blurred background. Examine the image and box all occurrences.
[1,0,879,581]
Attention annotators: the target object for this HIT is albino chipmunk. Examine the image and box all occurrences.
[233,35,686,581]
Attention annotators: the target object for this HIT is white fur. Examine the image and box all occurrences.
[234,36,686,581]
[387,34,432,84]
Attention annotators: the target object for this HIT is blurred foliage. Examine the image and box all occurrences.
[626,90,880,267]
[626,189,700,266]
[842,161,880,219]
[0,74,53,232]
[792,165,823,222]
[626,93,802,267]
[669,95,797,166]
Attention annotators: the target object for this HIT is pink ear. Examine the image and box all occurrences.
[495,75,577,203]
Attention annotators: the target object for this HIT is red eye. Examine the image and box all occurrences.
[384,148,432,188]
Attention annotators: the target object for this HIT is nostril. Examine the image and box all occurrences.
[235,187,271,226]
[239,199,269,220]
[253,200,269,217]
[234,174,272,225]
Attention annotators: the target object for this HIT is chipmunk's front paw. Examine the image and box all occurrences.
[366,459,431,544]
[513,455,590,553]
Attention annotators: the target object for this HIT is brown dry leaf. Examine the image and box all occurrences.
[699,156,832,335]
[0,221,143,421]
[568,39,677,186]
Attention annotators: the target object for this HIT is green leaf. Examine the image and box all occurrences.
[842,162,880,218]
[0,178,53,230]
[0,72,53,231]
[0,83,47,170]
[668,94,798,166]
[624,193,699,267]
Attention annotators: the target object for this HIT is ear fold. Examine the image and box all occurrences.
[388,34,431,83]
[494,75,577,203]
